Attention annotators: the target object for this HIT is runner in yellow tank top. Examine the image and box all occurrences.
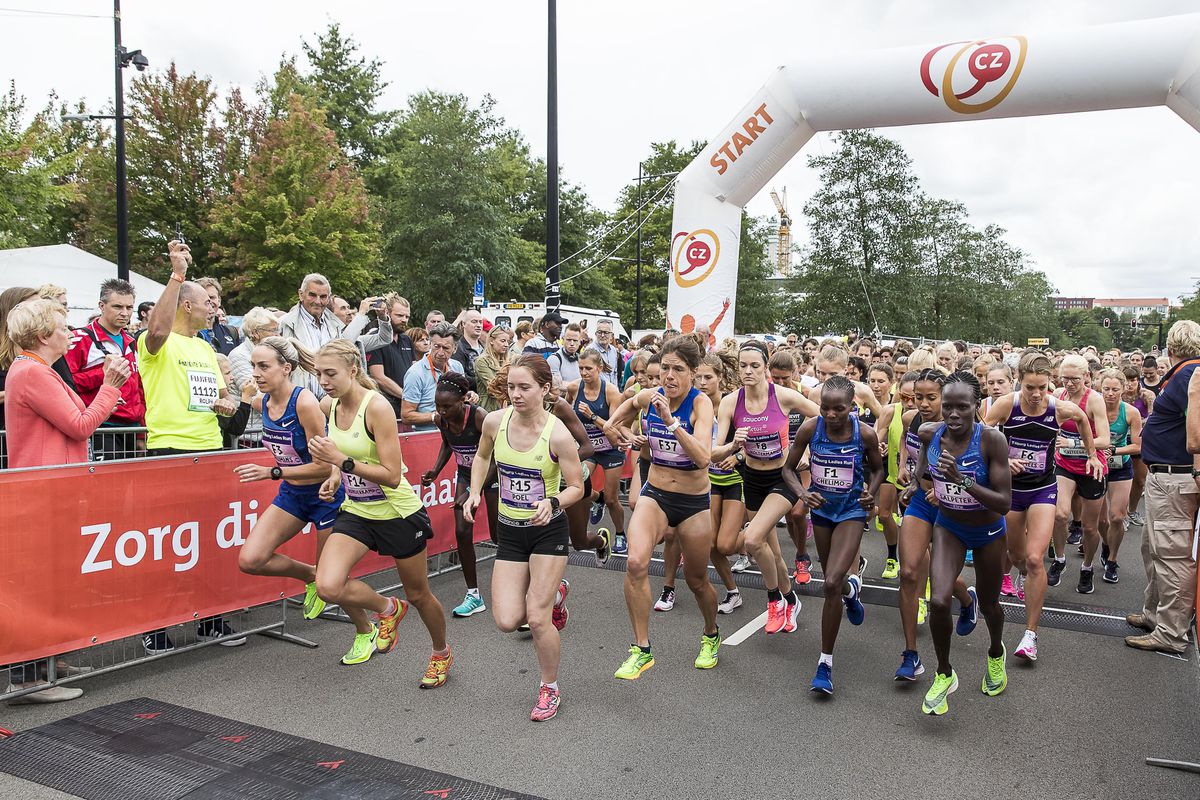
[307,339,452,688]
[465,355,585,722]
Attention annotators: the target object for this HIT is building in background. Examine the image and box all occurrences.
[1093,297,1172,317]
[1053,296,1095,311]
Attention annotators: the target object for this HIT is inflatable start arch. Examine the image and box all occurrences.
[667,14,1200,339]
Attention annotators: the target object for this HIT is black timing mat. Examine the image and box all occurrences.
[0,698,546,800]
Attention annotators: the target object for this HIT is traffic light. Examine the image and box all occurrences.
[1102,317,1111,328]
[1131,318,1139,330]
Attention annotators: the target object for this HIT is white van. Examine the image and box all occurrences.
[481,302,629,341]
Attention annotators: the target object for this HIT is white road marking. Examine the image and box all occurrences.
[724,611,768,646]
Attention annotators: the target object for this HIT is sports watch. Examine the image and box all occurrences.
[959,474,975,490]
[270,466,283,480]
[341,457,356,474]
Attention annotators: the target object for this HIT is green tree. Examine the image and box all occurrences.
[1171,281,1200,325]
[0,83,80,248]
[208,94,379,308]
[733,214,785,333]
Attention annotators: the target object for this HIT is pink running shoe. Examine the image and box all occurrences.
[531,684,560,721]
[765,597,788,634]
[1016,573,1026,602]
[1000,574,1017,597]
[552,579,570,631]
[1014,630,1038,662]
[783,594,802,633]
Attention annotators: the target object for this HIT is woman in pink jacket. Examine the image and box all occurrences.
[5,299,130,470]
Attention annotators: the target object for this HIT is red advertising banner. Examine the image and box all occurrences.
[0,432,488,664]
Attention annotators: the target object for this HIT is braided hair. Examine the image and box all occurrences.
[436,372,472,397]
[822,374,856,402]
[913,367,947,389]
[944,369,982,405]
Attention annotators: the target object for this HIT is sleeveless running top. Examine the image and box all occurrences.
[646,387,701,470]
[734,383,789,462]
[1000,393,1057,490]
[1107,402,1130,471]
[493,407,561,523]
[1054,388,1106,475]
[809,416,865,499]
[905,413,933,481]
[576,379,614,453]
[329,390,423,520]
[885,402,905,485]
[856,399,878,428]
[709,415,741,486]
[1129,393,1149,420]
[928,422,991,514]
[787,382,806,442]
[440,403,483,472]
[261,386,312,468]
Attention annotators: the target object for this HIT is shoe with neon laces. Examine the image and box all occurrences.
[612,533,628,555]
[765,596,788,635]
[595,528,611,565]
[731,554,751,573]
[794,555,812,585]
[375,597,409,654]
[452,592,486,618]
[654,586,676,612]
[1014,629,1038,662]
[882,557,900,580]
[1000,574,1017,597]
[917,597,928,625]
[303,582,326,620]
[695,631,720,669]
[420,648,452,689]
[956,586,978,636]
[843,575,865,626]
[894,649,925,681]
[340,625,378,666]
[717,590,742,614]
[531,683,560,721]
[810,662,833,695]
[589,492,606,525]
[922,670,959,716]
[552,579,570,630]
[982,644,1007,696]
[783,593,802,633]
[614,646,655,680]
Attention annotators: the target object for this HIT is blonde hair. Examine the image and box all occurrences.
[513,320,533,339]
[907,346,938,372]
[383,292,410,311]
[7,298,67,350]
[256,335,317,377]
[316,338,376,390]
[195,276,222,295]
[816,344,848,368]
[1059,354,1089,374]
[36,284,67,302]
[1097,367,1125,386]
[1166,320,1200,360]
[241,306,279,341]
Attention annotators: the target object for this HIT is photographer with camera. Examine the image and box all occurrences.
[367,294,417,419]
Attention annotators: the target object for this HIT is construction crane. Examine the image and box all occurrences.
[769,186,792,277]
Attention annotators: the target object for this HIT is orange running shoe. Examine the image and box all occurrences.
[420,648,452,689]
[375,597,409,654]
[793,557,812,585]
[765,597,788,634]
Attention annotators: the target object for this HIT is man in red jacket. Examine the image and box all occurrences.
[65,278,145,460]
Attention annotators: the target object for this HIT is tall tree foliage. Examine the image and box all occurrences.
[0,84,80,248]
[300,24,393,166]
[208,94,379,307]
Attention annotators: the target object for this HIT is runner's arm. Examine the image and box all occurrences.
[1122,408,1142,458]
[961,427,1012,515]
[861,425,886,503]
[285,391,343,481]
[782,418,816,499]
[711,393,742,461]
[553,397,595,461]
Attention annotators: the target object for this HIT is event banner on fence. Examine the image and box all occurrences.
[0,433,488,664]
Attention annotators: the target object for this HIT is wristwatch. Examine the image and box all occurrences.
[270,466,283,480]
[959,474,975,490]
[665,419,682,433]
[341,457,356,474]
[548,496,561,512]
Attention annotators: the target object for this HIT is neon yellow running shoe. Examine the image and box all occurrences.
[341,625,377,666]
[917,597,928,625]
[615,645,655,680]
[303,582,326,620]
[982,644,1008,696]
[922,670,959,715]
[695,632,720,669]
[882,558,900,580]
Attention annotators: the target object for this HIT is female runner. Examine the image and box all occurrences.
[1097,368,1141,584]
[567,350,626,561]
[874,369,918,581]
[696,351,744,613]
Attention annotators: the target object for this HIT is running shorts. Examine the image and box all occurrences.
[935,511,1006,549]
[1054,466,1107,500]
[1010,482,1058,512]
[639,484,710,527]
[710,481,744,503]
[497,512,569,562]
[902,486,938,525]
[272,481,344,529]
[591,449,627,472]
[334,508,431,559]
[740,466,800,512]
[1107,462,1134,483]
[809,494,868,528]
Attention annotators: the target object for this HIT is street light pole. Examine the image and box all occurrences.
[635,161,642,330]
[113,0,129,282]
[544,0,560,311]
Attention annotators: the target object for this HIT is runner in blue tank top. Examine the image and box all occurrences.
[906,372,1012,717]
[783,376,884,696]
[234,337,349,629]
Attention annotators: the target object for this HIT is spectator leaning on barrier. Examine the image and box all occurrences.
[279,274,393,397]
[548,322,582,384]
[64,278,145,461]
[195,277,241,356]
[367,294,417,419]
[1125,320,1200,655]
[402,321,464,431]
[4,298,130,470]
[523,311,565,359]
[137,239,245,653]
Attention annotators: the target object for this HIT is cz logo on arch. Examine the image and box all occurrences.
[671,229,720,288]
[920,36,1028,114]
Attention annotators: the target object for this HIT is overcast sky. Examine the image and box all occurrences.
[4,0,1200,302]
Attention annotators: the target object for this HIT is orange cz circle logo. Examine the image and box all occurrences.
[672,229,720,288]
[920,36,1028,114]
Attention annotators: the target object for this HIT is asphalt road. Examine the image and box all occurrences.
[2,514,1198,800]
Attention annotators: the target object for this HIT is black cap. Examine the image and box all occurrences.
[541,311,568,326]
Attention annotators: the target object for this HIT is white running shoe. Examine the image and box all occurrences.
[1014,630,1038,662]
[654,587,676,612]
[717,591,743,614]
[731,555,752,573]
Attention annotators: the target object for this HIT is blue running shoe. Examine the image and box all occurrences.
[894,649,925,681]
[964,549,974,566]
[452,592,486,618]
[589,492,606,525]
[956,586,978,636]
[843,574,865,626]
[810,662,833,695]
[612,533,628,555]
